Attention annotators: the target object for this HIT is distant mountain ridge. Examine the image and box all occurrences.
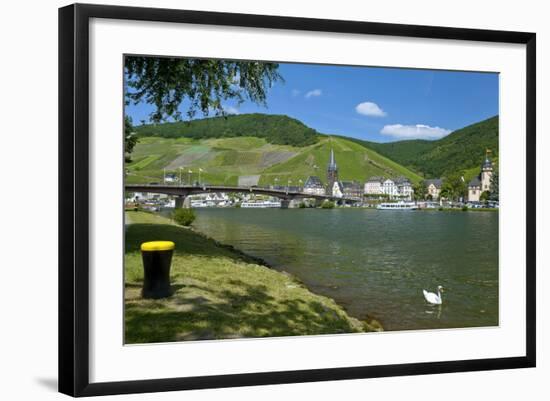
[345,116,499,179]
[135,113,319,147]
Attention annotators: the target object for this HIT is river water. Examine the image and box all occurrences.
[191,208,498,331]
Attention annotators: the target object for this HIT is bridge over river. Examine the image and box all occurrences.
[125,184,360,208]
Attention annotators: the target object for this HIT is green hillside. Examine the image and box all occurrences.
[126,135,422,186]
[346,116,499,179]
[127,113,496,186]
[135,113,318,147]
[259,136,423,186]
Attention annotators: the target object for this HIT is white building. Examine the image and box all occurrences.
[164,173,177,183]
[481,155,494,192]
[424,179,443,200]
[341,181,363,200]
[128,192,150,202]
[468,151,494,202]
[367,176,414,200]
[128,192,168,202]
[364,177,384,195]
[303,176,326,196]
[395,177,413,200]
[468,177,481,202]
[382,178,399,198]
[332,181,344,198]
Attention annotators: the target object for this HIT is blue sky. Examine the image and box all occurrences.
[126,62,499,143]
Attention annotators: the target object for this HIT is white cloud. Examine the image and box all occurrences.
[305,89,322,99]
[223,105,240,115]
[207,105,240,115]
[355,101,387,117]
[291,89,301,97]
[380,124,451,140]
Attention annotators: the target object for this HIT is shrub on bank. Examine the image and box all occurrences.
[172,207,196,226]
[321,200,335,209]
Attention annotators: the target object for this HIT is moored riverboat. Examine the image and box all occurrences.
[377,201,418,210]
[241,200,282,208]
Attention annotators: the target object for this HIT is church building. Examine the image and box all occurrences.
[468,150,494,202]
[326,148,338,196]
[303,175,325,195]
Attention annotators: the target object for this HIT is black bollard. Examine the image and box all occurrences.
[140,241,175,299]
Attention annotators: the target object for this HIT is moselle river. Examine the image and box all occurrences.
[190,208,498,332]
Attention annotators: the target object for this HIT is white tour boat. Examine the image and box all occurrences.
[377,201,418,210]
[241,200,282,208]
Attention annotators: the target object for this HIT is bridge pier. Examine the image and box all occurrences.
[280,198,300,209]
[174,195,189,209]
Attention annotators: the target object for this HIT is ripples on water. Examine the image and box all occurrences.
[191,208,499,331]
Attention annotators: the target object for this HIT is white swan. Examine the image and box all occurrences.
[423,286,444,305]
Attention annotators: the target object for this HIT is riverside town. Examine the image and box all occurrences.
[123,55,499,344]
[126,147,498,210]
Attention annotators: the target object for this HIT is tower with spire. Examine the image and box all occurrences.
[327,148,339,196]
[481,148,493,192]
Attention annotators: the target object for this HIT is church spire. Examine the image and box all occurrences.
[328,148,337,171]
[482,148,493,170]
[327,147,339,196]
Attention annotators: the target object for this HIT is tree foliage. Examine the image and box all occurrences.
[413,180,427,200]
[440,173,466,201]
[134,113,319,147]
[480,190,491,202]
[490,171,499,201]
[172,208,196,226]
[343,116,499,179]
[321,200,335,209]
[125,57,283,123]
[124,115,138,162]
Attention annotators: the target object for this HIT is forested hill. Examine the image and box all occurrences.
[134,113,319,147]
[133,113,498,180]
[344,116,499,178]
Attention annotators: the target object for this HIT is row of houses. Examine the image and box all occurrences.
[307,149,411,200]
[364,176,413,199]
[297,149,415,201]
[301,175,365,200]
[300,174,414,200]
[417,152,494,202]
[302,164,492,202]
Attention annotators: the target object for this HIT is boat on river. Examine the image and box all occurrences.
[377,201,418,210]
[241,200,281,208]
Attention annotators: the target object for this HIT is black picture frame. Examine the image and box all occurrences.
[59,3,536,397]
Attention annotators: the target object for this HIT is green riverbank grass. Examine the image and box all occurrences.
[125,211,380,344]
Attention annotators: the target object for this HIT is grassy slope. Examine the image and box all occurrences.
[125,211,380,343]
[347,116,499,179]
[126,135,423,186]
[260,136,423,185]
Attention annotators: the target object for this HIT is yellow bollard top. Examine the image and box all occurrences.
[140,241,175,252]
